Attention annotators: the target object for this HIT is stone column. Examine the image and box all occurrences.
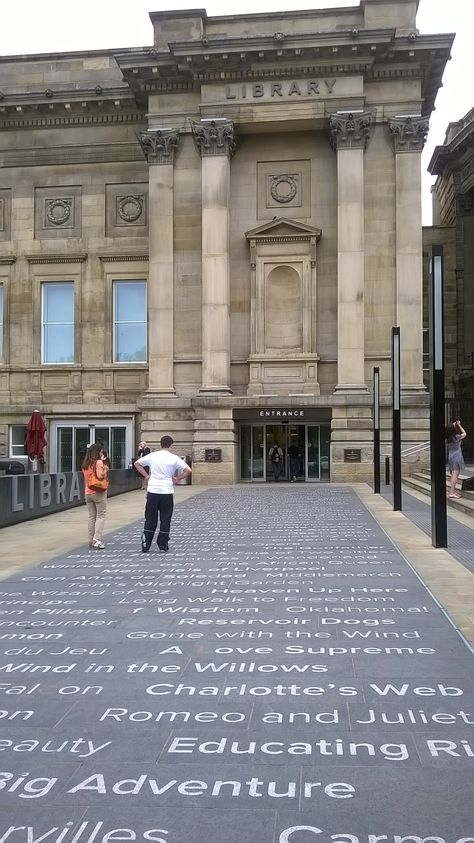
[389,116,429,391]
[192,120,237,394]
[138,129,180,395]
[330,111,375,393]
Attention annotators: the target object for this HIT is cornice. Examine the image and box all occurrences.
[0,110,146,131]
[169,28,396,57]
[0,85,133,108]
[366,66,423,81]
[25,253,88,264]
[98,252,149,262]
[0,256,16,265]
[193,62,372,83]
[0,141,146,168]
[428,119,474,176]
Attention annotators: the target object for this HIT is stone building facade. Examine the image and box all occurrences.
[0,1,453,483]
[426,109,474,458]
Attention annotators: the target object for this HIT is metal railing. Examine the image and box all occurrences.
[381,441,430,487]
[381,441,430,458]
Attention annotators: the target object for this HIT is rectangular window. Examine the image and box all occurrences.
[113,280,147,363]
[10,425,27,457]
[42,282,74,363]
[0,284,3,360]
[54,423,129,472]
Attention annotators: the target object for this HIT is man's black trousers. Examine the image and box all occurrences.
[142,492,174,550]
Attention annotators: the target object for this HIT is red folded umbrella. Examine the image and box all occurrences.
[25,410,47,460]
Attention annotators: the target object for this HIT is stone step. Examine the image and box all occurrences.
[408,469,474,499]
[402,474,474,517]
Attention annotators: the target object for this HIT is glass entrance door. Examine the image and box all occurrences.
[266,424,307,482]
[306,424,331,481]
[240,422,330,482]
[240,425,265,481]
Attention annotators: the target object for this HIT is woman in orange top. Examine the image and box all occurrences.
[82,442,109,549]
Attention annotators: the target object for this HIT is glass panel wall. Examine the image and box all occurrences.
[240,425,252,480]
[51,420,133,472]
[239,422,330,483]
[252,426,264,480]
[320,424,331,480]
[306,425,320,480]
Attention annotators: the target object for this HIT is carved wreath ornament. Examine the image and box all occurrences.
[46,198,72,226]
[117,195,143,223]
[270,174,298,204]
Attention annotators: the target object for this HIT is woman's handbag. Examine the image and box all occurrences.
[87,462,109,493]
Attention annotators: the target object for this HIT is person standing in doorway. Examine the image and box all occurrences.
[446,419,467,498]
[138,440,150,459]
[134,435,191,552]
[82,442,109,549]
[269,442,284,481]
[288,443,301,482]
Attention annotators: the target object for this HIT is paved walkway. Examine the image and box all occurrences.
[0,484,472,842]
[384,483,474,574]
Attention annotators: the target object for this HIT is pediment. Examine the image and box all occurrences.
[245,217,322,242]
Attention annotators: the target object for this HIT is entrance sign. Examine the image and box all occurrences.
[259,409,304,418]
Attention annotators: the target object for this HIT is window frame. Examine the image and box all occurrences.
[41,280,75,365]
[0,282,4,362]
[0,262,13,365]
[9,424,27,458]
[49,417,134,472]
[112,278,148,364]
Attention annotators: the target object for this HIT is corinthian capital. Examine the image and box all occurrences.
[389,116,429,153]
[329,111,375,151]
[138,129,180,164]
[191,120,238,158]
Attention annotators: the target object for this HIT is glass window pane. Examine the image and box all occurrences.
[57,427,73,472]
[111,427,126,469]
[252,426,264,480]
[115,282,146,322]
[0,285,3,359]
[240,425,251,480]
[43,283,73,323]
[307,425,320,480]
[11,425,26,456]
[115,323,147,362]
[75,428,90,473]
[320,424,331,480]
[44,324,74,363]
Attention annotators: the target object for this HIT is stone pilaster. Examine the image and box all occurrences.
[138,129,180,395]
[329,111,375,393]
[389,116,429,391]
[192,120,237,394]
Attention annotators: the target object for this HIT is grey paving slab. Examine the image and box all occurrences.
[383,484,474,573]
[0,486,472,841]
[0,808,278,843]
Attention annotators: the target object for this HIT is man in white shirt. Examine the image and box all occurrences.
[134,435,191,553]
